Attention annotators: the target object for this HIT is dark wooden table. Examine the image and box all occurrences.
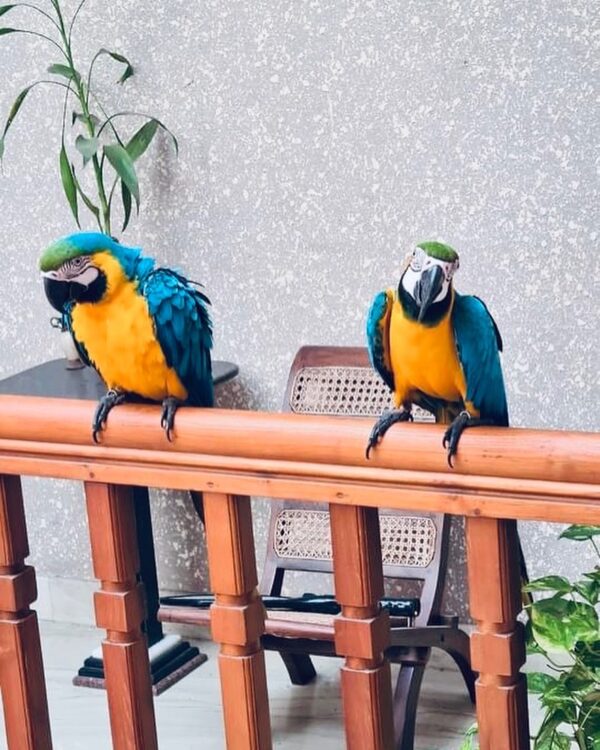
[0,357,239,694]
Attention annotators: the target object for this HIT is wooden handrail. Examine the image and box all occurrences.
[0,395,598,523]
[0,394,598,750]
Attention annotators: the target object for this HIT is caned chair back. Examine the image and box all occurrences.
[261,346,451,626]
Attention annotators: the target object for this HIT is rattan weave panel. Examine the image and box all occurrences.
[274,509,437,568]
[289,365,434,422]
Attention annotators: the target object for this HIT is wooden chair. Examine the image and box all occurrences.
[160,345,475,750]
[258,346,475,750]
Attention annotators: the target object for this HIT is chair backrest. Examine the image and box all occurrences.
[260,346,451,626]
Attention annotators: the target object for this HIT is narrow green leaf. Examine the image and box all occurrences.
[75,135,99,164]
[59,145,79,227]
[48,63,81,83]
[0,6,16,18]
[0,84,33,158]
[121,181,132,232]
[104,143,139,208]
[2,85,32,136]
[527,672,558,694]
[126,119,159,161]
[0,27,18,35]
[560,525,600,542]
[523,576,572,594]
[98,48,134,84]
[157,119,179,155]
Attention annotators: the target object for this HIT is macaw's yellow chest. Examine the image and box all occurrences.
[71,282,188,402]
[389,295,466,406]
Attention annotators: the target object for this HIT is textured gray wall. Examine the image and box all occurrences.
[0,0,598,620]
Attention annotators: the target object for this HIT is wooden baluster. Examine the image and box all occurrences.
[203,492,272,750]
[466,517,529,750]
[329,504,394,750]
[0,474,52,750]
[84,482,158,750]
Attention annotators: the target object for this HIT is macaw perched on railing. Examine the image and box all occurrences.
[366,241,508,466]
[40,232,213,441]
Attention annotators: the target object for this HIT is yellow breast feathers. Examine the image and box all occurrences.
[389,290,467,407]
[71,253,187,402]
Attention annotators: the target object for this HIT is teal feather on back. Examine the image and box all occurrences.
[452,293,509,426]
[366,291,395,392]
[142,268,213,407]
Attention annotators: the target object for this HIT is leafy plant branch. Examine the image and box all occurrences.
[525,525,600,749]
[0,0,178,236]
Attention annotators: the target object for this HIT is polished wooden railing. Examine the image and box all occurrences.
[0,394,598,750]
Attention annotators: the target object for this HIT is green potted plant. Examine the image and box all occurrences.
[1,0,177,363]
[461,525,600,750]
[525,525,600,749]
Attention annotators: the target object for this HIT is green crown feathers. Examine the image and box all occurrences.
[417,241,459,263]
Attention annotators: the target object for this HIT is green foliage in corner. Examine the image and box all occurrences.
[0,0,178,236]
[525,525,600,749]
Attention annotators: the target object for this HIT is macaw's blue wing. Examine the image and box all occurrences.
[63,302,93,367]
[142,268,214,407]
[452,293,509,426]
[366,289,395,392]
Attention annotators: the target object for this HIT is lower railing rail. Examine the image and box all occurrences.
[0,396,598,750]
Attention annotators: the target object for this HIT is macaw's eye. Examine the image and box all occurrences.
[411,248,425,272]
[73,257,85,266]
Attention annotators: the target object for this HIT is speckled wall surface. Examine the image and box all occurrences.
[0,0,598,620]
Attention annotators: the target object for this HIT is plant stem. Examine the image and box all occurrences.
[52,0,111,235]
[574,727,588,750]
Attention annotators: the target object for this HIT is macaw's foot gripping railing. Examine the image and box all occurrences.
[0,395,598,750]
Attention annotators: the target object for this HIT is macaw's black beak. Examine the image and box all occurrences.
[43,277,87,312]
[414,265,444,322]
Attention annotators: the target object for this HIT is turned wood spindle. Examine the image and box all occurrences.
[85,482,158,750]
[330,504,395,750]
[0,474,52,750]
[466,517,530,750]
[203,492,272,750]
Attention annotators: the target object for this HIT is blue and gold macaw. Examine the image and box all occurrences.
[366,241,508,466]
[40,232,213,441]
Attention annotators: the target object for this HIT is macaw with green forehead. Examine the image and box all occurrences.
[366,241,508,466]
[40,232,213,441]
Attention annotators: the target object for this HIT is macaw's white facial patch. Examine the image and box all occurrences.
[43,257,99,288]
[401,248,459,303]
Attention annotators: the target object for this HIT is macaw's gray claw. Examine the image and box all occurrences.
[92,389,126,443]
[365,408,413,460]
[443,411,493,469]
[161,397,183,442]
